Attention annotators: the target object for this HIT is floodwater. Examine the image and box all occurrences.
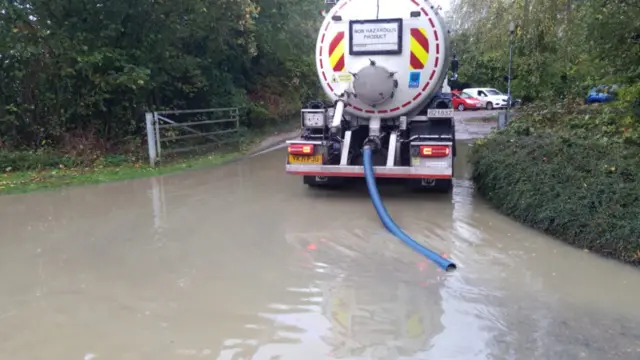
[1,123,640,359]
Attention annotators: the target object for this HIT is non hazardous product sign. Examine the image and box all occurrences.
[351,20,400,53]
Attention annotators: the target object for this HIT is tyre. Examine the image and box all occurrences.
[486,102,493,110]
[457,104,465,111]
[433,179,453,193]
[303,175,343,188]
[304,175,324,187]
[407,178,453,193]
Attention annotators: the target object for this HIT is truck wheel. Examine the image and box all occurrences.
[433,179,453,193]
[457,104,465,111]
[407,178,452,193]
[303,175,342,188]
[486,103,493,110]
[304,175,323,187]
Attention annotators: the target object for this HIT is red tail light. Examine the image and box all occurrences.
[288,144,314,155]
[419,145,450,157]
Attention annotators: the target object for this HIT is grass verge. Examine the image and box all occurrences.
[1,124,298,196]
[470,99,640,266]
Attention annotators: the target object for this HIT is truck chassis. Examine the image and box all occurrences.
[285,94,456,193]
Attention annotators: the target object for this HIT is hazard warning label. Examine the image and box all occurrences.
[331,72,353,84]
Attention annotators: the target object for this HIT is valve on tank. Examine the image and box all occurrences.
[352,60,398,108]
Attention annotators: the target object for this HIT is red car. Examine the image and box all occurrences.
[452,90,482,111]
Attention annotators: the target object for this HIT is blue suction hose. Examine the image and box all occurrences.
[362,145,457,272]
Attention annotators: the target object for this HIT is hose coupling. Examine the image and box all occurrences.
[363,136,381,151]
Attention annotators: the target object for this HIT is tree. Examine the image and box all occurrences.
[446,0,640,100]
[0,0,324,150]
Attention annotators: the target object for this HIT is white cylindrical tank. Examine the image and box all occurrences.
[316,0,450,119]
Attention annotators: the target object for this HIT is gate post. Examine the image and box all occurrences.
[146,112,158,167]
[498,111,508,129]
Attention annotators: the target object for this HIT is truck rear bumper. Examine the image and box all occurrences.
[285,164,452,179]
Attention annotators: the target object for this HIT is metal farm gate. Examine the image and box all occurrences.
[145,108,241,166]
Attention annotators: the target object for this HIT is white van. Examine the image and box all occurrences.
[462,88,509,110]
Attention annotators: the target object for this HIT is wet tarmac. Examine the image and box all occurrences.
[1,115,640,359]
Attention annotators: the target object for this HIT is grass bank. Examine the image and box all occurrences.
[470,97,640,266]
[0,123,298,196]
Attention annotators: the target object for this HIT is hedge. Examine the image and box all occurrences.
[470,133,640,265]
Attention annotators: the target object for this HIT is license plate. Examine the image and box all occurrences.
[288,154,323,164]
[427,108,454,118]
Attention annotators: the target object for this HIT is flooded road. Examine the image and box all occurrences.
[2,124,640,359]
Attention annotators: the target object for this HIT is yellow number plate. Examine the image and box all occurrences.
[288,154,323,164]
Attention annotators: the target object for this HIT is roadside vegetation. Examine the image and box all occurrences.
[448,0,640,264]
[0,124,294,194]
[0,0,322,193]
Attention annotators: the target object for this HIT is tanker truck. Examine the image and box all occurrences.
[285,0,455,192]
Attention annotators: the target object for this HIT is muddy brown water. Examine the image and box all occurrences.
[1,137,640,359]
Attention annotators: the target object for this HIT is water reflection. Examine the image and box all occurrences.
[283,219,448,359]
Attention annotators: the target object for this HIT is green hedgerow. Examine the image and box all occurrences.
[0,150,76,172]
[470,133,640,265]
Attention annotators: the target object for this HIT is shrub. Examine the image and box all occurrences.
[470,133,640,265]
[0,151,137,172]
[0,151,76,172]
[507,96,640,144]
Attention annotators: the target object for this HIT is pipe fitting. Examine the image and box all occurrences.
[363,136,381,151]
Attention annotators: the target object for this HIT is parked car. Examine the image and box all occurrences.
[463,87,510,110]
[585,85,618,104]
[451,90,482,111]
